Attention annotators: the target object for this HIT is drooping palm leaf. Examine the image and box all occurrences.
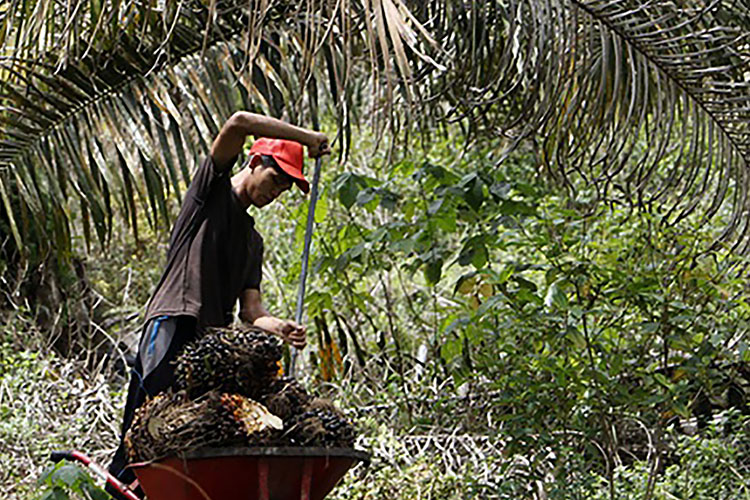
[0,0,439,271]
[430,0,750,250]
[2,0,750,281]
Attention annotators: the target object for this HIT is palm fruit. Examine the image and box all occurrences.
[125,390,216,462]
[128,325,359,457]
[218,393,282,435]
[126,390,283,462]
[283,398,356,447]
[260,376,312,421]
[175,326,282,398]
[216,393,285,446]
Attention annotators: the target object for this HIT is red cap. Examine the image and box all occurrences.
[249,138,309,193]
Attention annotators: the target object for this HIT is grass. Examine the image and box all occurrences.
[4,325,749,500]
[0,338,125,500]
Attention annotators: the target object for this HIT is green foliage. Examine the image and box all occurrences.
[84,206,170,312]
[36,461,108,500]
[293,128,749,496]
[329,427,465,500]
[0,339,123,500]
[554,411,750,500]
[3,120,749,499]
[655,414,750,500]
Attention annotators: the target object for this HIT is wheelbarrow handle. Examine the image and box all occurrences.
[50,450,75,463]
[48,450,142,500]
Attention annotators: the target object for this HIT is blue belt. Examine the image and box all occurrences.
[148,315,170,355]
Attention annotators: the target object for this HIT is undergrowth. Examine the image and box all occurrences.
[4,335,748,500]
[0,339,123,500]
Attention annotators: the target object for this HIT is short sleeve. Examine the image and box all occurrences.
[186,155,236,203]
[164,155,238,262]
[245,234,263,290]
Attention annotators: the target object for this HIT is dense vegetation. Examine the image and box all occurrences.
[1,0,749,499]
[3,129,749,499]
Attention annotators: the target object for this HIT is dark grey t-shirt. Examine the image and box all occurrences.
[145,156,263,327]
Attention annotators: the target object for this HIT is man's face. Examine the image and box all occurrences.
[247,161,294,207]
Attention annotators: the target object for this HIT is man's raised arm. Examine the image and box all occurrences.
[211,112,330,171]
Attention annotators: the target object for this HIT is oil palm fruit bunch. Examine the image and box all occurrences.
[126,390,283,461]
[260,376,312,421]
[218,393,283,446]
[125,390,218,462]
[283,398,355,448]
[175,326,282,398]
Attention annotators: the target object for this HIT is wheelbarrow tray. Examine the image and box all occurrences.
[130,447,370,500]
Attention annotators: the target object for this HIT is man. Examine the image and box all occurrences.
[107,111,330,499]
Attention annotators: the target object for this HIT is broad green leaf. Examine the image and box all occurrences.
[457,172,478,188]
[640,322,659,334]
[653,373,673,390]
[434,208,457,232]
[50,465,83,487]
[499,200,536,216]
[441,315,468,335]
[356,188,377,206]
[458,236,488,269]
[476,294,504,315]
[440,337,462,363]
[424,259,443,285]
[40,488,69,500]
[671,402,691,419]
[742,343,750,362]
[82,482,109,500]
[544,280,568,310]
[514,277,537,291]
[314,195,328,224]
[38,465,56,485]
[307,291,334,317]
[379,190,399,210]
[515,288,541,306]
[566,327,587,350]
[464,178,484,211]
[368,227,389,243]
[490,181,511,200]
[428,197,444,215]
[515,183,536,197]
[403,199,416,220]
[334,173,360,209]
[493,265,515,284]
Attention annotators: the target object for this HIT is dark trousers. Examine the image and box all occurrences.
[107,315,198,500]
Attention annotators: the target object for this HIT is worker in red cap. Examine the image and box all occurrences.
[107,112,329,500]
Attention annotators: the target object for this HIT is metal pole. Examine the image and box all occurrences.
[290,153,324,377]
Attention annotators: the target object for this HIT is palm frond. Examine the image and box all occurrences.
[432,0,750,250]
[0,0,439,269]
[3,0,750,276]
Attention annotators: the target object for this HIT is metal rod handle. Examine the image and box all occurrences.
[290,152,324,376]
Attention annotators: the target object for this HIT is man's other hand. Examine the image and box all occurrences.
[307,132,330,158]
[253,315,307,349]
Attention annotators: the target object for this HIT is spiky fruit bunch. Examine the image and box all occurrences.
[127,325,359,459]
[218,393,283,445]
[125,391,216,462]
[260,376,312,421]
[284,398,356,448]
[125,390,283,462]
[175,326,282,398]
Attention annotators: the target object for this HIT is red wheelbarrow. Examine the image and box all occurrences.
[50,447,370,500]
